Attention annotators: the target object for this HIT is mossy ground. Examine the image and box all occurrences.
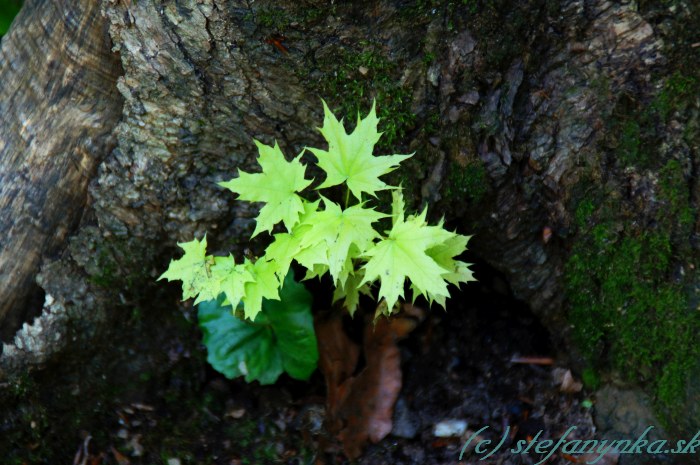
[3,261,597,465]
[0,294,314,464]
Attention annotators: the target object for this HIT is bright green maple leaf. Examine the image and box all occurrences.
[295,249,330,280]
[161,101,479,389]
[308,101,412,201]
[360,208,454,313]
[209,255,255,308]
[391,189,405,225]
[298,197,386,284]
[219,140,312,237]
[297,253,353,284]
[264,232,303,282]
[241,258,281,320]
[159,236,214,301]
[263,200,319,281]
[426,233,474,287]
[416,232,474,307]
[333,268,370,316]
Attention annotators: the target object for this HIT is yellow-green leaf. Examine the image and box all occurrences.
[263,200,319,281]
[333,268,370,317]
[242,258,281,320]
[308,101,412,201]
[219,140,312,237]
[158,236,213,301]
[361,213,452,313]
[298,197,386,284]
[426,233,474,288]
[209,255,255,308]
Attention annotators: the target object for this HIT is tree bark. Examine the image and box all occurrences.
[0,0,698,453]
[0,0,122,339]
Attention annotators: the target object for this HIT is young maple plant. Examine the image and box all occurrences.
[160,101,474,384]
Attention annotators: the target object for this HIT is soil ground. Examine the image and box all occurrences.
[65,262,604,465]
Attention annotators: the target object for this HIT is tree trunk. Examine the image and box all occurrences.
[0,0,698,458]
[0,0,122,339]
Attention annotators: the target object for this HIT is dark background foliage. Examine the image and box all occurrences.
[0,0,21,37]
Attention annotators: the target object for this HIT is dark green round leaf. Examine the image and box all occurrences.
[197,272,318,385]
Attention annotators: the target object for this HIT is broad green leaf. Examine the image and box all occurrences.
[361,213,452,313]
[219,140,312,237]
[158,236,213,301]
[308,101,412,200]
[298,197,386,284]
[0,1,21,36]
[263,273,319,379]
[198,273,318,384]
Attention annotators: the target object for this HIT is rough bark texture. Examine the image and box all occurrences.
[0,0,123,339]
[0,0,699,461]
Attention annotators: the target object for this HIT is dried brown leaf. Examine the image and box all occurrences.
[318,304,424,459]
[315,312,360,433]
[111,447,131,465]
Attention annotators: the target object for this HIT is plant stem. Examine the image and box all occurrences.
[344,186,350,209]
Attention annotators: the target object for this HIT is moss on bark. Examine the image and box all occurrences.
[564,66,700,422]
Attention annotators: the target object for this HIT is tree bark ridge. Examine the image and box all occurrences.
[0,0,122,338]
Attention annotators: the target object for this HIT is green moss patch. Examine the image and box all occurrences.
[565,159,698,415]
[571,69,700,412]
[606,72,698,169]
[315,44,415,151]
[444,159,489,204]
